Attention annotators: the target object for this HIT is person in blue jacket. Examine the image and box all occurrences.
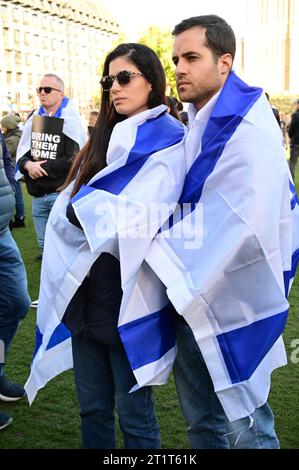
[0,131,31,431]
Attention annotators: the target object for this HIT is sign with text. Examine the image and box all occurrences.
[31,115,64,161]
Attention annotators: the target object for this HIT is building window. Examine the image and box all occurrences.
[58,20,64,33]
[3,28,11,49]
[23,10,30,25]
[1,5,8,23]
[44,57,52,68]
[33,34,39,47]
[5,50,11,64]
[32,13,40,28]
[15,51,22,65]
[6,72,12,84]
[14,30,21,44]
[13,7,21,22]
[42,16,49,29]
[24,32,31,46]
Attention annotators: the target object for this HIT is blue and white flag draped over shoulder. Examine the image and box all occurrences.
[15,97,87,179]
[146,72,299,422]
[25,105,186,404]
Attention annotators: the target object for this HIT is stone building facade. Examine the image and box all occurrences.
[0,0,119,117]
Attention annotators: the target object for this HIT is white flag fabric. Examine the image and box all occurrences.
[15,97,87,179]
[25,105,186,403]
[146,72,299,422]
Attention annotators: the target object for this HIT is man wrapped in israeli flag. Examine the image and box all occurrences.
[25,43,186,449]
[145,16,299,448]
[15,74,87,256]
[16,75,87,181]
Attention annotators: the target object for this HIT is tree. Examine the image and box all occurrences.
[139,26,178,98]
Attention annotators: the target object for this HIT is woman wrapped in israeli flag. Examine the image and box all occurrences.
[24,43,186,449]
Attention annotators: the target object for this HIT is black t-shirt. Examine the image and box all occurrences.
[288,111,299,146]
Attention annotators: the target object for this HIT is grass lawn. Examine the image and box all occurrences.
[0,181,298,449]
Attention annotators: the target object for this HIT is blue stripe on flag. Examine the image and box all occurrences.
[217,310,288,384]
[179,72,262,207]
[32,325,43,361]
[118,303,176,370]
[289,180,299,210]
[32,322,71,362]
[71,184,96,202]
[46,322,71,350]
[72,112,184,203]
[38,96,69,117]
[283,247,299,296]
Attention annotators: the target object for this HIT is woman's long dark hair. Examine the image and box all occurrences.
[63,43,166,197]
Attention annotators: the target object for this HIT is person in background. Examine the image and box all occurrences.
[265,92,281,128]
[288,99,299,180]
[16,73,87,260]
[179,110,189,126]
[166,95,182,121]
[87,110,99,136]
[0,131,31,431]
[1,113,25,228]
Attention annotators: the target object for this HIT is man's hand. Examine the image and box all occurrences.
[24,160,48,179]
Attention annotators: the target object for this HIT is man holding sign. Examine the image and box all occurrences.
[17,74,87,258]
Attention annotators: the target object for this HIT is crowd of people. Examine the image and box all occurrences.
[0,14,299,450]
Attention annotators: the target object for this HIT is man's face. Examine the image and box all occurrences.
[172,26,232,110]
[37,76,63,111]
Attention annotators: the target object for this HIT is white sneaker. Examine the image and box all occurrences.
[30,300,39,308]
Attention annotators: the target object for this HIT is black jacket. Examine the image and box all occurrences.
[288,110,299,146]
[63,203,123,349]
[18,134,79,196]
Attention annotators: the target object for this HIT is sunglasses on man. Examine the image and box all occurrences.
[100,70,144,91]
[36,87,62,94]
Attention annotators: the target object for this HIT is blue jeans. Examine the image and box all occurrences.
[0,228,31,374]
[173,315,280,449]
[15,181,25,219]
[71,333,160,449]
[32,193,58,252]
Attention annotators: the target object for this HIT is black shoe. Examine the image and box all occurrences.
[34,254,42,261]
[10,216,25,229]
[0,412,13,431]
[0,375,26,402]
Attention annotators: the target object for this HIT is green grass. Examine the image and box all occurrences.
[0,181,298,449]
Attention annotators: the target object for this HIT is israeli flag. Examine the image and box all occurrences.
[146,72,299,422]
[25,105,186,403]
[15,97,87,180]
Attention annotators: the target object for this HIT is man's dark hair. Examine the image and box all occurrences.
[172,15,236,62]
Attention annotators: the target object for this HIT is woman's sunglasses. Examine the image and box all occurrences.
[100,70,144,91]
[36,87,62,94]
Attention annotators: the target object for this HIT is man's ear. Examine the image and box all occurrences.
[219,53,233,75]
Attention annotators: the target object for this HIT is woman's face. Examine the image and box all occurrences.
[108,57,152,118]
